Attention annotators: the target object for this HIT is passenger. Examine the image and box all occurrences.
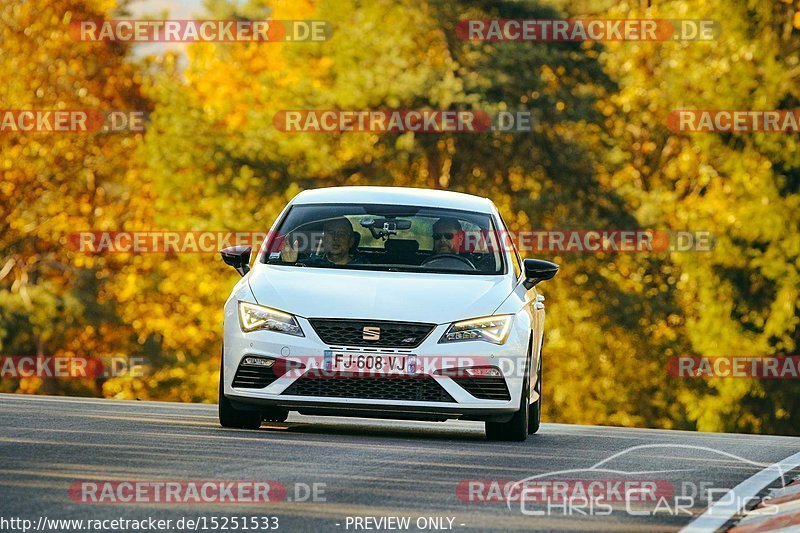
[281,217,370,266]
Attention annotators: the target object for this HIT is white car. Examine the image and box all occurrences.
[219,186,558,441]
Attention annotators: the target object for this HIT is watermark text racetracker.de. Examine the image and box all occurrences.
[667,110,800,132]
[456,19,720,41]
[69,231,270,254]
[458,478,674,505]
[488,230,713,253]
[240,354,539,380]
[0,355,146,379]
[69,479,325,504]
[0,110,147,133]
[668,355,800,379]
[71,19,332,42]
[273,109,534,133]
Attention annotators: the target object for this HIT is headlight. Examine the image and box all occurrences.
[238,301,304,336]
[439,315,513,345]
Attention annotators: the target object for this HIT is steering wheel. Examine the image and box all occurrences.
[420,253,476,270]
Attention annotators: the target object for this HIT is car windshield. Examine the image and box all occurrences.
[262,204,504,275]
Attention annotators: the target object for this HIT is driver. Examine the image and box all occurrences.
[432,217,466,254]
[281,217,370,266]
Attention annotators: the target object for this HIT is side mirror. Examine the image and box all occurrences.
[523,258,559,289]
[221,245,252,276]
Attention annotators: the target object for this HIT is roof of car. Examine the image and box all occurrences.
[291,187,495,214]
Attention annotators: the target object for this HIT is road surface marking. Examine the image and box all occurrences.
[680,450,800,533]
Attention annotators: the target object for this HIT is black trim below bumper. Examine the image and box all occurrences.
[225,393,517,422]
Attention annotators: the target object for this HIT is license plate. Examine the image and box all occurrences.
[322,351,418,375]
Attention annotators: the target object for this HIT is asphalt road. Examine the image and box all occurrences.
[1,394,799,533]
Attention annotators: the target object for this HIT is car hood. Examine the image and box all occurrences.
[247,265,514,324]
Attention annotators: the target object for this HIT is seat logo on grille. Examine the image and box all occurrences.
[362,326,381,341]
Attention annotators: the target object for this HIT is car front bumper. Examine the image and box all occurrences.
[222,300,534,423]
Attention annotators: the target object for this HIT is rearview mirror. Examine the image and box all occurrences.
[522,258,559,289]
[360,217,412,238]
[221,245,251,276]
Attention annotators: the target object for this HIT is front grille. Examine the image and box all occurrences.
[281,372,454,402]
[451,376,511,401]
[308,319,435,348]
[232,362,280,389]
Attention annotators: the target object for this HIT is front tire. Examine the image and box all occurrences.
[485,368,529,442]
[528,350,542,434]
[219,353,262,429]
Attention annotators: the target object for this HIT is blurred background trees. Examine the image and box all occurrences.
[0,0,152,396]
[1,0,798,434]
